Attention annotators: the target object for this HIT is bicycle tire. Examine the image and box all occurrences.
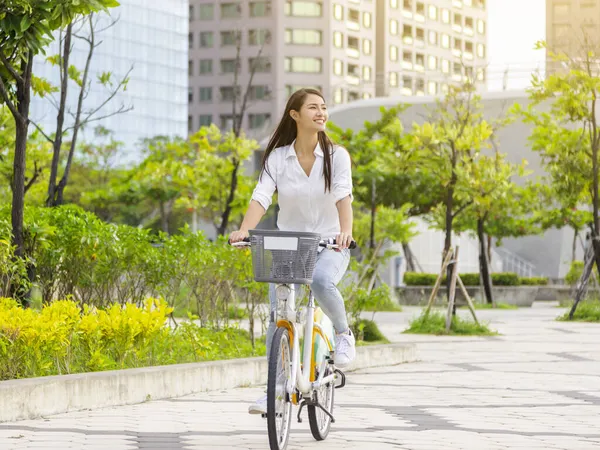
[267,327,293,450]
[307,365,335,440]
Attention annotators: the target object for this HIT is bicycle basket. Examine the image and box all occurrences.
[248,230,321,284]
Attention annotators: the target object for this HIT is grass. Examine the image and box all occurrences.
[363,302,403,312]
[557,299,600,322]
[356,339,391,346]
[471,302,518,310]
[404,310,497,336]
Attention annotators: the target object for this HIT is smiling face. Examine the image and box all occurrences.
[290,93,328,134]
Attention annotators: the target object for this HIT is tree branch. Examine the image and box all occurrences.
[452,200,474,219]
[65,104,133,131]
[0,49,24,85]
[29,120,55,144]
[0,76,21,122]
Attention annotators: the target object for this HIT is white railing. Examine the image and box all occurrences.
[494,247,537,277]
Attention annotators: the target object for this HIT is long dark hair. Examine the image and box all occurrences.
[260,88,334,192]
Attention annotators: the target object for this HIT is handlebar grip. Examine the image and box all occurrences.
[228,237,251,245]
[319,240,357,249]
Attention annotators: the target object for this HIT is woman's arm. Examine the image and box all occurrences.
[336,195,353,249]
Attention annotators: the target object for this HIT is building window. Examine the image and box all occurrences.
[189,5,194,20]
[428,5,437,19]
[250,85,271,100]
[285,29,322,45]
[334,59,344,75]
[416,2,425,16]
[199,87,213,102]
[428,81,437,95]
[221,3,242,18]
[428,30,438,45]
[221,59,237,73]
[188,60,193,76]
[199,4,214,20]
[348,8,360,25]
[250,57,271,72]
[403,76,412,92]
[475,0,485,8]
[188,87,193,103]
[428,55,437,69]
[415,53,425,68]
[477,43,485,58]
[250,1,271,17]
[199,115,212,127]
[348,63,359,77]
[389,72,398,87]
[390,0,398,9]
[363,12,372,28]
[465,17,474,31]
[363,65,372,81]
[465,41,474,54]
[348,36,360,51]
[200,32,214,48]
[188,32,193,48]
[363,92,371,100]
[285,1,323,17]
[416,78,425,93]
[221,31,239,46]
[442,9,450,23]
[334,31,343,48]
[390,19,399,35]
[334,4,344,20]
[220,86,240,101]
[334,88,344,104]
[188,115,193,132]
[249,29,271,45]
[454,38,462,52]
[441,33,450,48]
[441,59,450,73]
[249,113,271,129]
[285,57,323,73]
[220,114,241,130]
[477,19,485,34]
[199,59,213,74]
[286,85,323,97]
[416,27,425,43]
[403,24,413,43]
[348,90,359,101]
[403,51,412,66]
[477,68,486,81]
[403,0,412,11]
[453,62,462,76]
[363,38,372,55]
[389,45,398,61]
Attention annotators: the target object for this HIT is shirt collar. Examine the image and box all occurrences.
[287,139,324,159]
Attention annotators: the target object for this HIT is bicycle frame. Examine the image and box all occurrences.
[275,284,336,398]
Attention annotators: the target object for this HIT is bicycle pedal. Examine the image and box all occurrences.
[334,368,346,389]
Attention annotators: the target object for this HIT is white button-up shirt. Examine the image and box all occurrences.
[251,140,353,240]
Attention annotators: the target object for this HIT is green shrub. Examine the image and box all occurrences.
[403,272,437,286]
[557,299,600,322]
[519,276,549,286]
[491,272,520,286]
[403,271,521,286]
[458,273,481,286]
[473,302,518,310]
[404,310,496,335]
[0,297,265,380]
[351,319,388,342]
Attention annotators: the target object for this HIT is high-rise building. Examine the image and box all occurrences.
[546,0,600,74]
[31,0,188,158]
[188,0,488,139]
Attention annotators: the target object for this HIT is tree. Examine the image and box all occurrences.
[515,39,600,295]
[34,13,132,207]
[0,0,119,264]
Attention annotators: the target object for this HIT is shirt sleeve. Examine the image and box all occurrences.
[332,147,353,203]
[251,152,277,211]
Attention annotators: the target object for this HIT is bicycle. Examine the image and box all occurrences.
[231,229,356,450]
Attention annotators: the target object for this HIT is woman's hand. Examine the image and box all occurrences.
[335,231,353,251]
[229,229,249,244]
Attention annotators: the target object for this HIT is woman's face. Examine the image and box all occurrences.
[291,93,328,133]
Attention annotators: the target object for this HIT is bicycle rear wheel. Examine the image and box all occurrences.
[267,327,293,450]
[307,366,335,440]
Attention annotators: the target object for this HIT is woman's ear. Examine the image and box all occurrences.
[289,110,298,121]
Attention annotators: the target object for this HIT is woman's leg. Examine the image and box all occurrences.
[310,249,351,333]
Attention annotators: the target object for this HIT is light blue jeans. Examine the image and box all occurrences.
[265,248,351,358]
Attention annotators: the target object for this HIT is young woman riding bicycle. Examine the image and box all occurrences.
[229,88,355,415]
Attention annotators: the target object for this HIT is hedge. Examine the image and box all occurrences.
[403,272,548,286]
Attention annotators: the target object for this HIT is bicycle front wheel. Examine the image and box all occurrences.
[267,326,293,450]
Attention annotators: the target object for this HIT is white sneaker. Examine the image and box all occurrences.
[248,394,267,415]
[334,329,356,368]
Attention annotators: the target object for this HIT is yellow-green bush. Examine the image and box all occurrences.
[0,297,265,380]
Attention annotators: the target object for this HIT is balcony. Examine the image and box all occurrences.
[347,20,360,31]
[346,74,360,85]
[346,47,360,58]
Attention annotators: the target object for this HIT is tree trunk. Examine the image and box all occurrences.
[159,201,169,234]
[572,228,579,264]
[487,234,493,264]
[47,25,72,207]
[402,242,416,272]
[217,159,239,236]
[370,178,376,250]
[478,218,494,305]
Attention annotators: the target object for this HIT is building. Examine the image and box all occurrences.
[546,0,600,74]
[188,0,488,139]
[325,90,583,279]
[30,0,188,158]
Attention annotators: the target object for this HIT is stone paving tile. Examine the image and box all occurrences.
[1,303,600,449]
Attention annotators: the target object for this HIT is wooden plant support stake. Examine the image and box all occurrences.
[457,275,480,324]
[424,249,454,318]
[445,246,460,332]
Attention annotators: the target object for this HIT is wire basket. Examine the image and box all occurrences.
[248,230,321,284]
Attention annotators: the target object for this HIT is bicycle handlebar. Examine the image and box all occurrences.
[229,237,357,249]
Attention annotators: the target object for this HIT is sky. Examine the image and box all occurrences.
[486,0,546,91]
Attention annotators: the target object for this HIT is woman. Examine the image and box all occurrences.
[229,88,355,415]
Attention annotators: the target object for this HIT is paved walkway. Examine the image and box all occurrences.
[1,303,600,449]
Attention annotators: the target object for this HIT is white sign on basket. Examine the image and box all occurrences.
[263,236,299,251]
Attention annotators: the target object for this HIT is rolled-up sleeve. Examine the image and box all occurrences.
[251,153,277,211]
[333,147,353,203]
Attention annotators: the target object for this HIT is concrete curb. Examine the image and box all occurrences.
[0,342,417,423]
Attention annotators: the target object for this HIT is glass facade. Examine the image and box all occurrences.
[30,0,188,161]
